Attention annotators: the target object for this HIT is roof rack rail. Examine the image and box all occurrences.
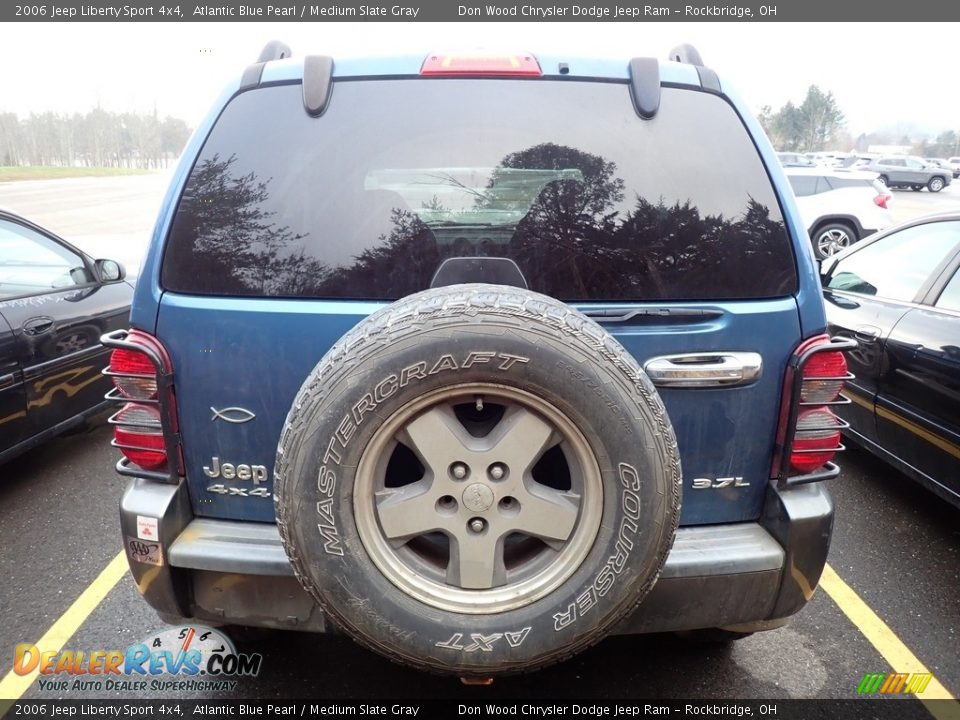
[240,41,295,93]
[667,44,703,65]
[628,58,660,120]
[258,40,293,63]
[303,55,334,117]
[666,43,721,94]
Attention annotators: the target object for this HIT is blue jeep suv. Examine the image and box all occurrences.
[103,43,852,676]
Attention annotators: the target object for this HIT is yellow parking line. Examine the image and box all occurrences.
[0,549,955,714]
[820,563,959,718]
[0,551,127,701]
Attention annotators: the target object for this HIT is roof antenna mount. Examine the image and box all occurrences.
[258,40,293,63]
[667,44,704,66]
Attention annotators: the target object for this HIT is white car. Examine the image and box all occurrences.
[785,167,893,259]
[946,157,960,179]
[777,151,816,167]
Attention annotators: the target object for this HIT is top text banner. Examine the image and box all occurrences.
[3,0,958,21]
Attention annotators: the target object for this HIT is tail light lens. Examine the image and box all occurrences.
[800,352,847,403]
[791,409,843,473]
[102,329,182,481]
[772,334,855,485]
[109,348,158,399]
[873,193,891,209]
[113,404,166,470]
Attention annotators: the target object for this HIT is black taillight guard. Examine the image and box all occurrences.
[772,335,857,488]
[101,328,182,483]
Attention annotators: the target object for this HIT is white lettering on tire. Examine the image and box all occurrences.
[435,626,531,652]
[553,463,643,631]
[315,351,530,556]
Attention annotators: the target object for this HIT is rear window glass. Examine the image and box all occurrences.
[788,175,820,196]
[162,79,797,301]
[825,176,872,190]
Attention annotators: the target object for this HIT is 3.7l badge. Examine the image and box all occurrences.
[692,476,749,489]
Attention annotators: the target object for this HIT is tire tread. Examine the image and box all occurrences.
[274,284,682,676]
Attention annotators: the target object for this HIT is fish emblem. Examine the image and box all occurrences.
[210,406,256,424]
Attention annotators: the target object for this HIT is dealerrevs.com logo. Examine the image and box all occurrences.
[14,626,262,693]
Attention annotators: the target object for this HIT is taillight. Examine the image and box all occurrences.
[113,404,166,470]
[109,348,158,399]
[771,334,856,485]
[800,352,847,403]
[792,409,843,473]
[101,329,182,481]
[873,193,891,209]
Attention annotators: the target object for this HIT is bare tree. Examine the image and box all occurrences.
[759,86,846,152]
[0,108,191,168]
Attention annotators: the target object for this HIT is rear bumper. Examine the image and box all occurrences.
[119,479,833,634]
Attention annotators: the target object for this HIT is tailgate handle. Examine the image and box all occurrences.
[644,352,763,388]
[583,307,723,324]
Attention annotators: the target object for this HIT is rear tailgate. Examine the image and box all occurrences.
[150,71,807,527]
[157,295,798,525]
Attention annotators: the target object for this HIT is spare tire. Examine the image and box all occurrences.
[275,284,681,676]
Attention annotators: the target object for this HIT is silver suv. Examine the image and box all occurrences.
[865,156,952,192]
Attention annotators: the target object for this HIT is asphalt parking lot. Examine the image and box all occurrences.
[1,173,959,708]
[887,181,960,224]
[1,423,957,703]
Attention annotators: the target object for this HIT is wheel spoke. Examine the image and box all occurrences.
[513,484,581,550]
[486,406,557,474]
[354,385,605,612]
[376,482,445,543]
[398,406,472,475]
[448,531,505,589]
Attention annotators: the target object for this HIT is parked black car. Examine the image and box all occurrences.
[821,213,960,508]
[0,209,132,464]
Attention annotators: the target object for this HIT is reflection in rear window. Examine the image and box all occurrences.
[162,79,797,301]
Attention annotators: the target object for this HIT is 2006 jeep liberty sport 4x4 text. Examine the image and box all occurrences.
[103,42,853,676]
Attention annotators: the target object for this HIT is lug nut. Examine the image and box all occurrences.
[488,463,506,480]
[451,463,468,480]
[469,518,486,533]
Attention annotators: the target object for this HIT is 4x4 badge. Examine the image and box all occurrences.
[210,406,256,424]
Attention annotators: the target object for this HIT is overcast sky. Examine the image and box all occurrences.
[1,22,956,139]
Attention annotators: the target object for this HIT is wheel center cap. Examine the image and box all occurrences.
[462,483,494,513]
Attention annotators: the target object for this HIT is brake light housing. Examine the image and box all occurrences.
[873,193,891,209]
[102,329,182,481]
[420,52,542,77]
[771,334,856,486]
